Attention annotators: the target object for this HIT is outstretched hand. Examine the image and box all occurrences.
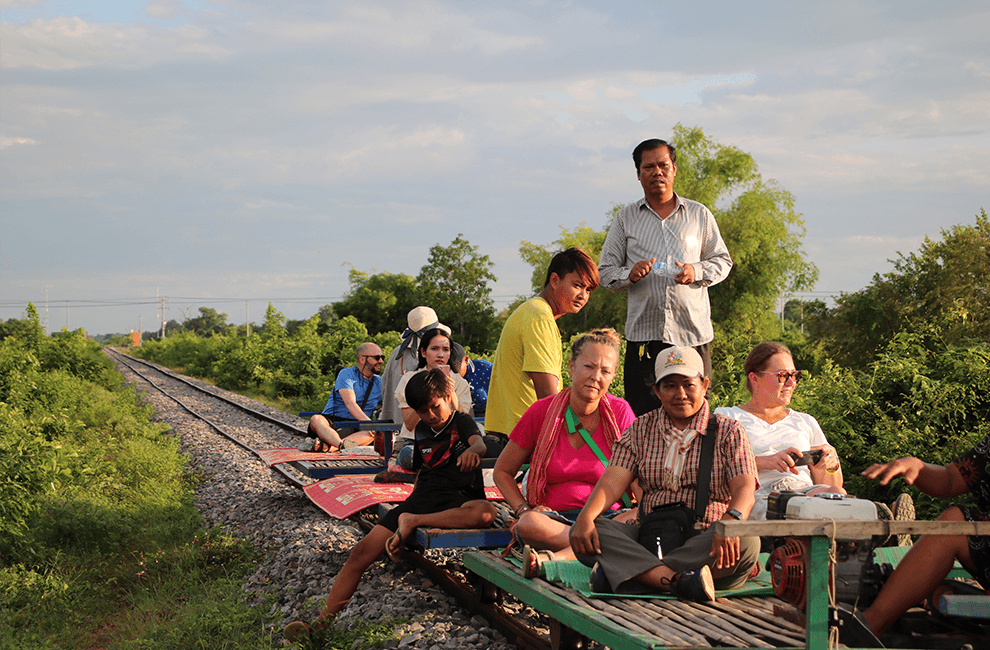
[861,457,924,485]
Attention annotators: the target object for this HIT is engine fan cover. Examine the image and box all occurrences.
[770,538,835,610]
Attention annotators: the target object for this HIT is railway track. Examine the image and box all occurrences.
[106,348,556,650]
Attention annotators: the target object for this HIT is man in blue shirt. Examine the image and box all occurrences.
[304,342,384,452]
[450,342,492,416]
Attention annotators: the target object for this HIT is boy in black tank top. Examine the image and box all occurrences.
[284,368,496,641]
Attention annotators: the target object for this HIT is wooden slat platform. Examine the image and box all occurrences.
[293,456,501,479]
[290,458,390,478]
[464,551,805,650]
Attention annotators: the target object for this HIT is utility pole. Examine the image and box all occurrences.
[65,301,69,330]
[160,295,166,338]
[246,301,250,337]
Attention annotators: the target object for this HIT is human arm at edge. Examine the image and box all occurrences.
[527,371,559,399]
[492,440,532,516]
[339,388,372,422]
[691,208,733,287]
[809,443,843,488]
[456,432,488,471]
[597,213,637,291]
[861,457,969,498]
[710,473,757,569]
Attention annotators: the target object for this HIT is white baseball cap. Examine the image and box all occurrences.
[653,346,704,383]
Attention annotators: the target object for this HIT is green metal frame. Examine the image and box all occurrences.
[464,552,669,650]
[463,537,846,650]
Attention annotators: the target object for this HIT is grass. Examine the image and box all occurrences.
[1,496,281,650]
[1,339,414,650]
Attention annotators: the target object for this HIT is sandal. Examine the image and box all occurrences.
[833,602,884,648]
[522,544,556,579]
[283,619,326,642]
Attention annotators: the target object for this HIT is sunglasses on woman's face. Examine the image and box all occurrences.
[757,370,803,383]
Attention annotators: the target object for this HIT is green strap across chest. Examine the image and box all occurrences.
[565,405,632,507]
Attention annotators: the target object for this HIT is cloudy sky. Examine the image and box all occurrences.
[2,1,987,336]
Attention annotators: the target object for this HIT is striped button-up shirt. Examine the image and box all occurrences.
[610,401,758,526]
[598,195,732,346]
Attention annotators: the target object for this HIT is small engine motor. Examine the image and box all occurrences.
[767,492,887,609]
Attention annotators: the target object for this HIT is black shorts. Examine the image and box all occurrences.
[379,486,483,532]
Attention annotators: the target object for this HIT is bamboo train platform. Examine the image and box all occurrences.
[464,519,990,650]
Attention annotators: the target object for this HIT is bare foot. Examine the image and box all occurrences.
[386,512,419,560]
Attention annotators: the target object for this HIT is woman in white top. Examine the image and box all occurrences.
[394,328,474,460]
[715,341,844,519]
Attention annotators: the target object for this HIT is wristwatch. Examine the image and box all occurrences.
[725,508,743,520]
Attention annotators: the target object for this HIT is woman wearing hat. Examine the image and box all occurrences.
[380,306,450,424]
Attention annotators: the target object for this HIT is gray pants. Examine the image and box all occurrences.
[575,516,759,595]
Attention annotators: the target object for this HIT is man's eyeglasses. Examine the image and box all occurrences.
[362,355,385,362]
[756,370,804,383]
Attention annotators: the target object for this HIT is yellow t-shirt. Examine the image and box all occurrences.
[485,297,562,435]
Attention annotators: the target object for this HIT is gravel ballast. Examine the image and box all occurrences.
[111,353,540,649]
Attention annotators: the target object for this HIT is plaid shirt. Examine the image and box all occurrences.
[611,401,758,526]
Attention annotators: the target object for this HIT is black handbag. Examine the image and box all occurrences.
[637,415,718,558]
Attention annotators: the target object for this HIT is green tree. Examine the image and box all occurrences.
[333,270,422,336]
[0,303,44,347]
[672,124,818,348]
[817,209,989,369]
[260,302,287,340]
[183,307,230,337]
[417,234,498,351]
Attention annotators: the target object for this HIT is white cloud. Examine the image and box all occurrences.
[1,1,988,334]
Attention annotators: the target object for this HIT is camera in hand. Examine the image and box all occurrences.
[788,449,823,466]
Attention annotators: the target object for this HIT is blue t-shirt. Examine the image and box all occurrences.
[322,366,382,420]
[464,359,493,414]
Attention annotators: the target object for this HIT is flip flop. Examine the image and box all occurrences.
[283,618,329,643]
[283,620,312,642]
[386,531,404,561]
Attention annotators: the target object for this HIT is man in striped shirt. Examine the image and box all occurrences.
[599,138,733,416]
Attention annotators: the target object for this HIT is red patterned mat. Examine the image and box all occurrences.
[305,477,504,518]
[256,448,383,466]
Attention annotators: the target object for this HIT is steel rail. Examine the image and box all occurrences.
[111,349,308,434]
[106,348,553,650]
[106,348,307,490]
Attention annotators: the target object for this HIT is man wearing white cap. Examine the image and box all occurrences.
[569,346,759,602]
[381,306,450,425]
